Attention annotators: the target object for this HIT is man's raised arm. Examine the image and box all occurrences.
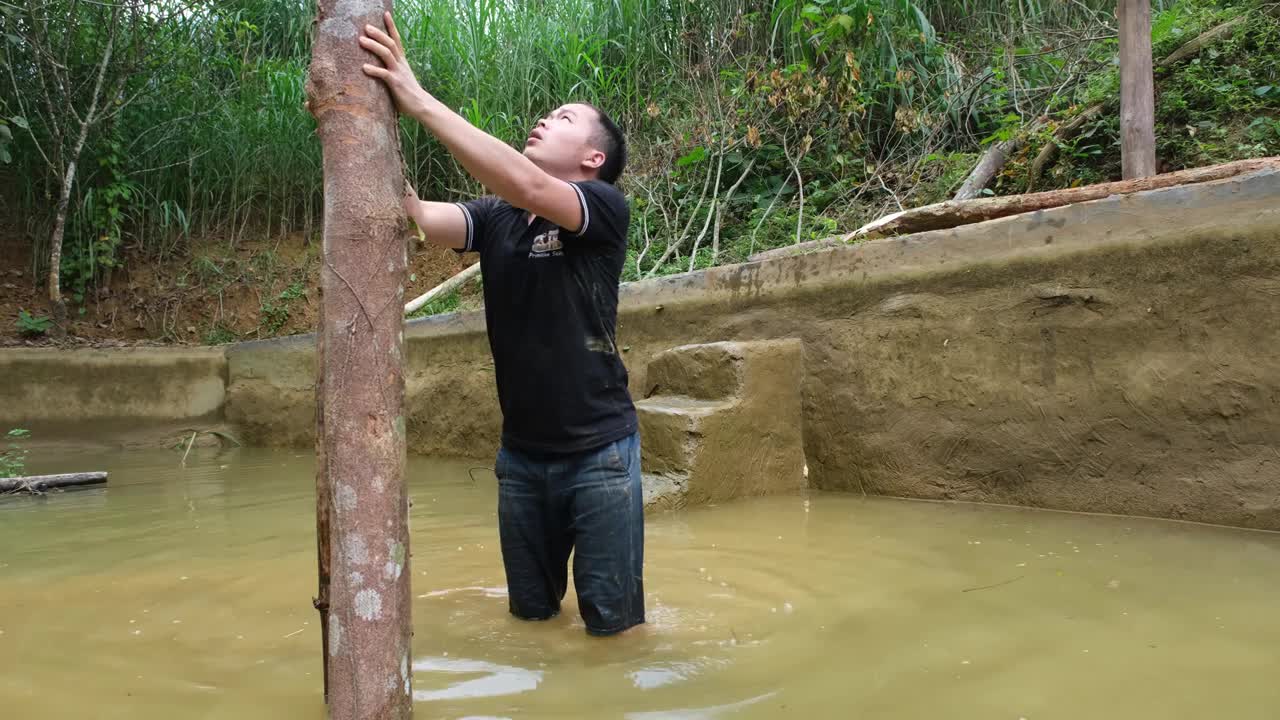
[360,12,584,232]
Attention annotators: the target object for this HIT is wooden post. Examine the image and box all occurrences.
[1119,0,1157,179]
[306,1,413,717]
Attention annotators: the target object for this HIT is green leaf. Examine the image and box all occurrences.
[1255,86,1274,97]
[676,146,707,167]
[832,14,854,30]
[10,115,28,130]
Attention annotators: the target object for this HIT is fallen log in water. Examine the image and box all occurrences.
[0,472,108,494]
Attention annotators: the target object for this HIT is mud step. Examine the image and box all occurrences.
[635,397,729,476]
[635,339,806,509]
[641,472,689,511]
[641,341,746,401]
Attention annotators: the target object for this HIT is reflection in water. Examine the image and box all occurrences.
[629,658,728,690]
[418,586,508,600]
[625,692,777,719]
[2,447,1280,720]
[413,656,543,701]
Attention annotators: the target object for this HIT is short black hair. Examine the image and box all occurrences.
[579,102,627,184]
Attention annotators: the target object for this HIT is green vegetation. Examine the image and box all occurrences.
[15,309,52,337]
[407,290,463,320]
[2,0,1275,324]
[999,0,1280,192]
[202,324,239,345]
[259,280,307,335]
[1,429,30,478]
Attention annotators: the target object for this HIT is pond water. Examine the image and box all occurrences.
[2,447,1278,719]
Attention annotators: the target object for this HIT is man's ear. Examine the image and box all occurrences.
[582,149,605,171]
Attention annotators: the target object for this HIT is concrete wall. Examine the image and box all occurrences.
[0,346,227,440]
[8,168,1279,529]
[227,168,1280,529]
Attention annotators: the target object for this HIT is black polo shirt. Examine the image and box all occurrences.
[456,180,638,455]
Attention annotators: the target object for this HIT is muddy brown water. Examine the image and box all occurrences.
[2,447,1278,719]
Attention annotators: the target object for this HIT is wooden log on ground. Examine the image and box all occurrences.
[1027,103,1104,192]
[953,120,1045,201]
[1,472,108,494]
[1159,15,1244,65]
[853,157,1277,240]
[404,260,479,315]
[749,235,848,262]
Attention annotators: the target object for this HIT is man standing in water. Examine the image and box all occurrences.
[359,13,644,636]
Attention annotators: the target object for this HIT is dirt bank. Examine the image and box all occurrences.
[0,230,474,346]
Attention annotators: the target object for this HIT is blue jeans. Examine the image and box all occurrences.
[495,431,645,636]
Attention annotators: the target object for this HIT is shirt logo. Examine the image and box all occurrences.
[530,228,564,258]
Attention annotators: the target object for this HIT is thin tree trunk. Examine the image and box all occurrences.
[710,158,755,265]
[687,147,725,272]
[46,158,78,334]
[307,1,412,717]
[783,135,805,244]
[47,31,114,336]
[643,153,716,277]
[1119,0,1157,179]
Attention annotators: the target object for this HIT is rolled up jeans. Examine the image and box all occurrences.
[495,431,645,636]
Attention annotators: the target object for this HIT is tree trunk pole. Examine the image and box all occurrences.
[307,1,412,717]
[1119,0,1157,179]
[47,30,115,337]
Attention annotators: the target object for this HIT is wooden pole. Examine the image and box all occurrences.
[307,1,413,717]
[1119,0,1157,179]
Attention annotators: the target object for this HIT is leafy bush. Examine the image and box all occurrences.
[1,429,31,478]
[15,310,52,337]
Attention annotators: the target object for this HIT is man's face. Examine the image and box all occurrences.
[523,103,604,178]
